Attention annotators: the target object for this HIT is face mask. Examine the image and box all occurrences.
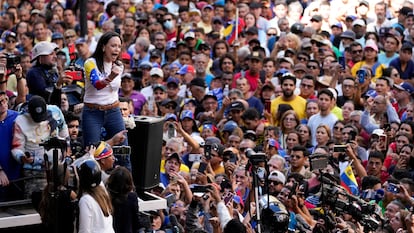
[163,20,174,30]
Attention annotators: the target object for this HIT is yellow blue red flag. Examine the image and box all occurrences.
[340,163,359,195]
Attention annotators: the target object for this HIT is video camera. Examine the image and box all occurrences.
[245,148,267,165]
[319,173,383,232]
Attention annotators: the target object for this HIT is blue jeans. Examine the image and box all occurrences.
[82,106,131,170]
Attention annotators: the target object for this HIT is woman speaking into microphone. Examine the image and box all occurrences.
[82,32,127,156]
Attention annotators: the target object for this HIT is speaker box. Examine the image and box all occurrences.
[129,116,164,191]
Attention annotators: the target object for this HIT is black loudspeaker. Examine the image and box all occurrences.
[129,116,164,191]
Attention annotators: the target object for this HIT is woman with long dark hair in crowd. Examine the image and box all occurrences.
[107,166,141,233]
[82,31,128,167]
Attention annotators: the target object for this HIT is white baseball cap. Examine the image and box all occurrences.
[31,41,58,62]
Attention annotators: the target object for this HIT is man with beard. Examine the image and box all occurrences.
[352,19,367,46]
[270,73,306,126]
[26,41,71,104]
[194,54,214,87]
[307,88,338,146]
[349,41,364,68]
[267,170,285,196]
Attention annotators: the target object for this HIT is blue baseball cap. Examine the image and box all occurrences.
[222,120,238,133]
[275,68,290,76]
[166,40,176,51]
[169,61,182,70]
[365,89,377,98]
[167,77,180,86]
[165,113,177,121]
[180,110,195,121]
[51,32,64,40]
[394,82,414,94]
[177,65,196,75]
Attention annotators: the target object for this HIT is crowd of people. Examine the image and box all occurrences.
[2,0,414,232]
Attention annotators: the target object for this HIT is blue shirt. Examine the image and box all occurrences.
[0,110,20,180]
[389,58,414,79]
[247,96,264,115]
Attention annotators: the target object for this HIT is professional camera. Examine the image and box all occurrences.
[245,148,267,164]
[320,174,384,232]
[6,54,20,69]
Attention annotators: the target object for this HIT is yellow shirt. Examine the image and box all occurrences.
[332,106,343,120]
[271,95,307,126]
[160,159,190,173]
[351,61,385,83]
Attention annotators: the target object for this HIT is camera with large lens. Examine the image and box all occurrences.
[6,54,20,69]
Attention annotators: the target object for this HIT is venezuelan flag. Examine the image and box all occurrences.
[340,163,359,195]
[223,21,236,44]
[223,18,245,45]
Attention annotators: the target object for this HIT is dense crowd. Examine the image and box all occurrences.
[2,0,414,232]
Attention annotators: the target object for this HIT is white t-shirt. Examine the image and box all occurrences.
[307,112,338,146]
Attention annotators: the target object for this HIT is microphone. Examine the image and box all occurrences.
[169,214,184,233]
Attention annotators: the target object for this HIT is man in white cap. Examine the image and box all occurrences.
[268,170,286,196]
[140,67,165,99]
[26,41,72,104]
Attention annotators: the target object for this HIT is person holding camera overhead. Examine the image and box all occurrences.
[82,32,129,168]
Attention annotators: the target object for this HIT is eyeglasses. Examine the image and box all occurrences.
[284,117,296,122]
[269,180,282,185]
[352,49,363,54]
[307,65,318,70]
[334,126,343,131]
[6,39,16,43]
[65,35,75,39]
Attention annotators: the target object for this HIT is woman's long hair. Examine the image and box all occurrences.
[91,31,122,74]
[78,184,113,217]
[106,166,134,204]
